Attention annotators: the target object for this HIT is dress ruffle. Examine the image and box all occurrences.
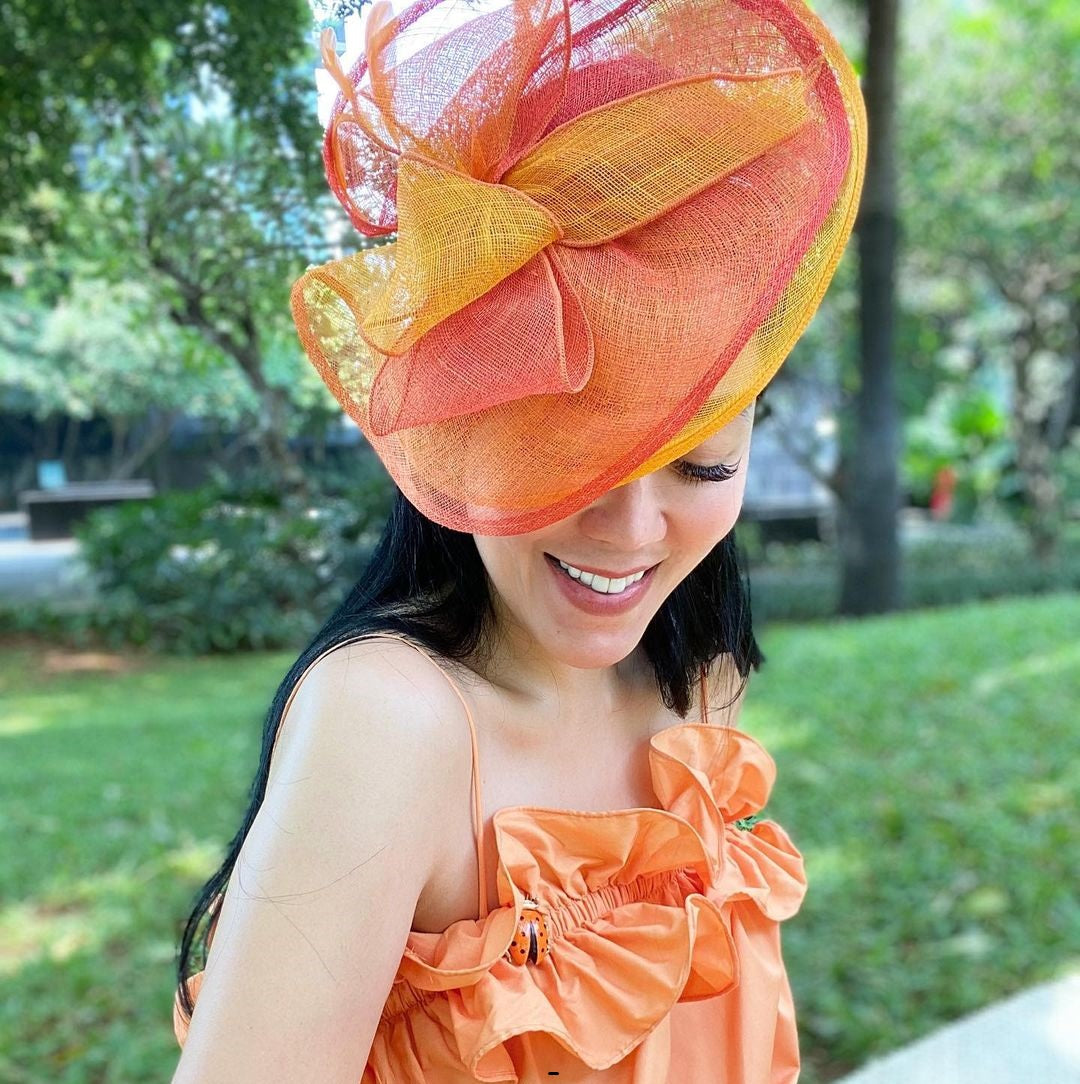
[173,725,805,1082]
[650,726,807,921]
[366,725,807,1083]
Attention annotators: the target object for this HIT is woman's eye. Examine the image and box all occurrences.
[671,458,741,484]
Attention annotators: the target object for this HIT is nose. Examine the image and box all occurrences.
[577,472,667,551]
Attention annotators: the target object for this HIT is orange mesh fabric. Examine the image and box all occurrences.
[292,0,867,534]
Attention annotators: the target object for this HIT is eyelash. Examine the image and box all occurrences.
[671,458,742,485]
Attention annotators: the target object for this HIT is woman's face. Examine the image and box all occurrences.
[473,404,755,672]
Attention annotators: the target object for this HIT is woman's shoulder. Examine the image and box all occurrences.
[293,631,475,716]
[173,634,472,1078]
[267,632,477,811]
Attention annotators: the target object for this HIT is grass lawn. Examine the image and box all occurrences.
[744,593,1080,1081]
[1,593,1077,1082]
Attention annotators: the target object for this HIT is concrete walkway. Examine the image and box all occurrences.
[836,973,1080,1084]
[0,512,94,602]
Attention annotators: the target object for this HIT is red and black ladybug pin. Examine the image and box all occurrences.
[505,895,552,966]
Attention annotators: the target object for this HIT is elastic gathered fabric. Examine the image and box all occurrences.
[174,635,808,1083]
[356,725,806,1083]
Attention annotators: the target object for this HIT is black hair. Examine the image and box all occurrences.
[174,484,762,1019]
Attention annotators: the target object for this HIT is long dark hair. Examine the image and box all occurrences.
[175,485,762,1017]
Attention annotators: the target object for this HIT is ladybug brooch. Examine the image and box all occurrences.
[505,896,552,966]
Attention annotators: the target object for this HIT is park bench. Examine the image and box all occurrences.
[18,479,156,541]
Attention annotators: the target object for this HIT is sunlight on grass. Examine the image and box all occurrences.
[1015,778,1075,817]
[162,838,230,881]
[0,840,227,982]
[800,844,865,889]
[737,706,816,756]
[0,900,97,976]
[971,641,1080,697]
[0,693,88,728]
[741,593,1080,1081]
[0,713,44,736]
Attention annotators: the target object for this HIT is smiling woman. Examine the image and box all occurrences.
[472,404,756,688]
[170,0,865,1081]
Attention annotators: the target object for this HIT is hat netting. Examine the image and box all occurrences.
[292,0,867,534]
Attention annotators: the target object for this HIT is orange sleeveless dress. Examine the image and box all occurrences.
[173,633,808,1082]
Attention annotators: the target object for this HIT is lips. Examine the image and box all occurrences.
[543,552,658,615]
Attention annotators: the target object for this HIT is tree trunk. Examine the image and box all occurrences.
[41,413,62,461]
[1046,295,1080,452]
[154,253,309,497]
[108,414,129,476]
[212,341,309,497]
[112,410,182,480]
[838,0,903,616]
[61,415,82,475]
[1011,340,1061,564]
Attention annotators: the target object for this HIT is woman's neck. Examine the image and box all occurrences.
[468,601,655,727]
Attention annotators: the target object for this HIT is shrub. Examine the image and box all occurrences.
[18,462,394,653]
[747,521,1080,623]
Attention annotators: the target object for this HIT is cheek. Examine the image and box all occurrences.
[677,478,747,548]
[474,535,549,602]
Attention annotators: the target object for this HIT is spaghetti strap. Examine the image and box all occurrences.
[271,637,708,916]
[368,633,489,917]
[699,664,710,726]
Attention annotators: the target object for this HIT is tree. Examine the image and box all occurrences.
[838,0,903,615]
[4,63,344,489]
[0,279,279,480]
[0,0,321,256]
[901,0,1080,560]
[2,0,345,489]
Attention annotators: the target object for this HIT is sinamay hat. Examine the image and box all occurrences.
[292,0,866,535]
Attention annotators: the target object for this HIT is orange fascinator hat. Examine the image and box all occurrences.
[292,0,866,535]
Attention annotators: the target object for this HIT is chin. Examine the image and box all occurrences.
[547,626,645,669]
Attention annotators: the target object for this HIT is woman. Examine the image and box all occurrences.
[172,0,865,1079]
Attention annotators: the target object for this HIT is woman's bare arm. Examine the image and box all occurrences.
[171,638,474,1084]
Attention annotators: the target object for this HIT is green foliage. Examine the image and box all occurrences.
[753,566,841,624]
[0,282,256,424]
[777,0,1079,559]
[903,385,1011,516]
[750,523,1080,623]
[898,0,1080,550]
[1,91,346,470]
[1,0,345,476]
[53,463,392,653]
[1,0,320,237]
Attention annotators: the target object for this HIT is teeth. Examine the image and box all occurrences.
[557,558,647,595]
